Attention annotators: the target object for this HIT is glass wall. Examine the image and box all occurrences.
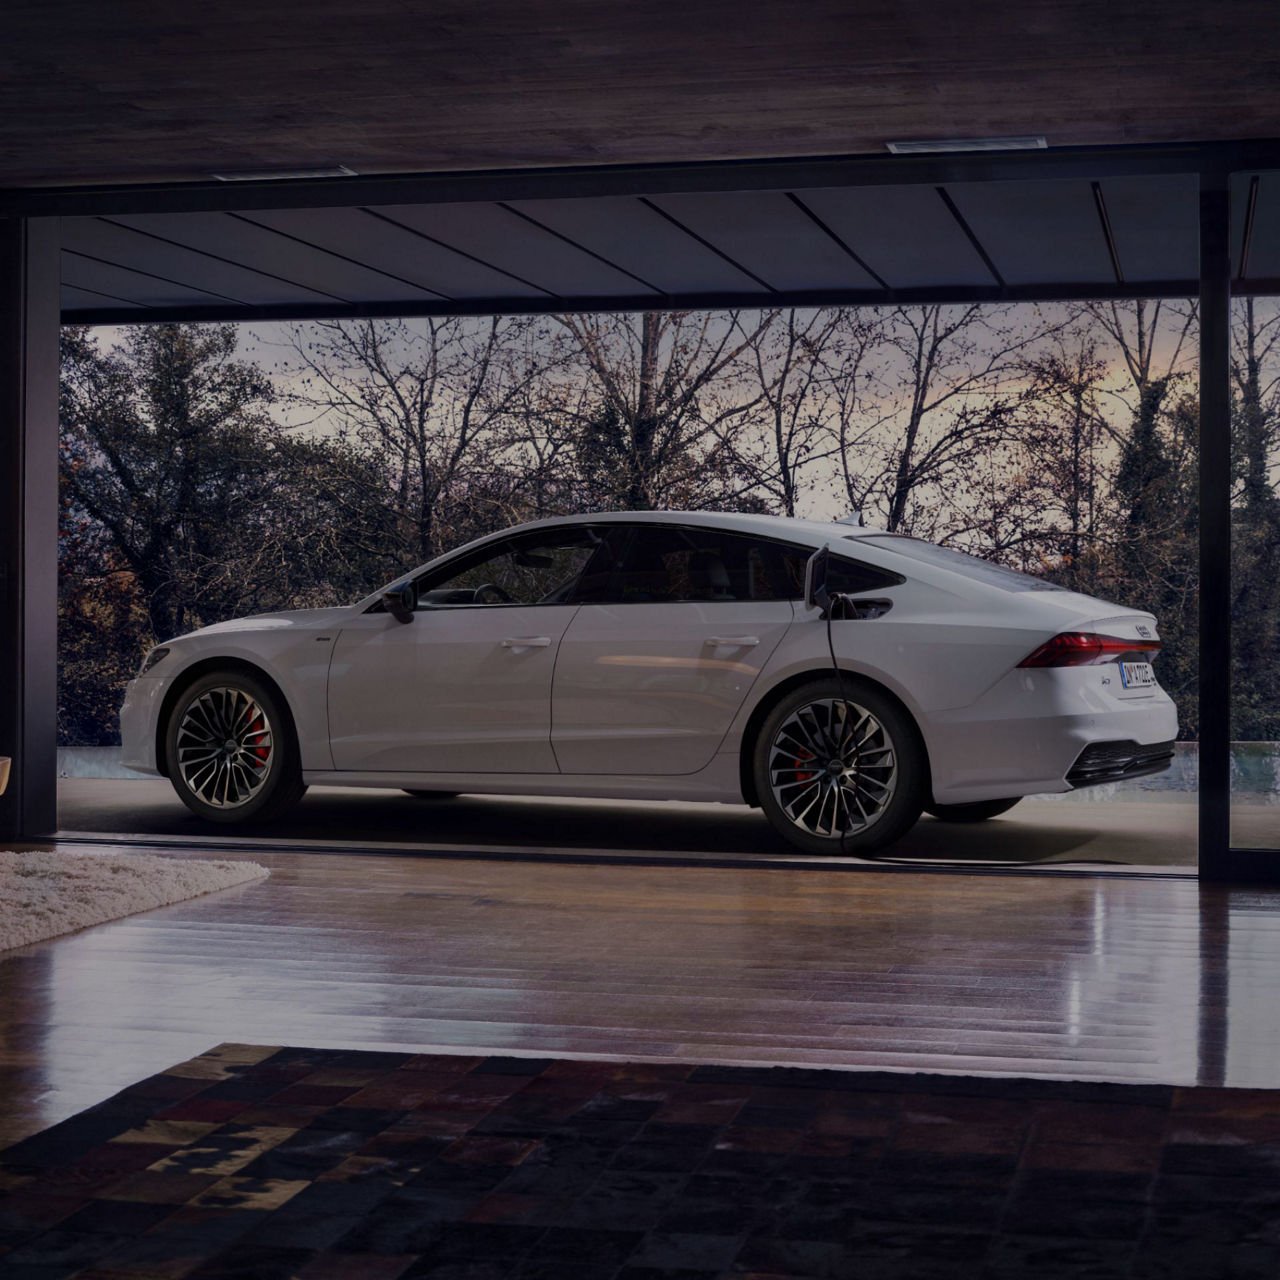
[57,304,1199,866]
[1230,293,1280,848]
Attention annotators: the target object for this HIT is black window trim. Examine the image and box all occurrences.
[566,520,906,606]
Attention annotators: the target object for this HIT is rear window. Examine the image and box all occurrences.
[857,534,1064,593]
[776,546,903,597]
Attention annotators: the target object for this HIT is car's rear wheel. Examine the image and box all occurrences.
[753,678,925,856]
[165,671,306,823]
[402,790,459,799]
[925,797,1021,823]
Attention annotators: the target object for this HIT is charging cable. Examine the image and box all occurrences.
[821,589,860,860]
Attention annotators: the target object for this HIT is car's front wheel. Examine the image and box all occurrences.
[925,797,1021,823]
[165,671,306,823]
[753,678,925,856]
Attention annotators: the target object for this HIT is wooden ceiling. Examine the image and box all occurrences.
[4,0,1280,190]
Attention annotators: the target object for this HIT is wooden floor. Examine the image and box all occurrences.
[2,842,1278,1147]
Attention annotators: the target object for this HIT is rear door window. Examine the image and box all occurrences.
[595,526,787,603]
[592,525,900,604]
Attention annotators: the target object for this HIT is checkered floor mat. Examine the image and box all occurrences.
[2,1044,1278,1278]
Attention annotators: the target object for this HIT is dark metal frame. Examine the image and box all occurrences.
[3,136,1277,878]
[6,138,1280,217]
[0,219,59,841]
[51,282,1222,328]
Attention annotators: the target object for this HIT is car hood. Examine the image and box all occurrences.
[172,605,355,641]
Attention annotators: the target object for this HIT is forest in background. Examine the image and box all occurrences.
[56,300,1280,747]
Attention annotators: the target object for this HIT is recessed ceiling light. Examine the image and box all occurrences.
[885,136,1047,155]
[212,164,359,182]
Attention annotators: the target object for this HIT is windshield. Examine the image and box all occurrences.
[856,534,1065,593]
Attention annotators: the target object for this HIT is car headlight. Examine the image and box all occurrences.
[139,646,170,675]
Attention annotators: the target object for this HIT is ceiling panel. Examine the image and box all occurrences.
[62,253,234,309]
[944,179,1115,285]
[373,203,657,298]
[239,207,550,300]
[57,174,1215,320]
[62,217,338,307]
[795,185,994,288]
[61,283,148,312]
[109,212,445,304]
[1098,175,1198,283]
[1238,172,1280,281]
[647,191,881,291]
[508,196,762,295]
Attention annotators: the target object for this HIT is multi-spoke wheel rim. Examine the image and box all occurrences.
[175,686,274,809]
[768,698,897,839]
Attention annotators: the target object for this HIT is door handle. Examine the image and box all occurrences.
[704,635,760,647]
[502,636,552,648]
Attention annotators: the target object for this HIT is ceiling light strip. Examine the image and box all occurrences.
[212,165,359,182]
[887,137,1047,155]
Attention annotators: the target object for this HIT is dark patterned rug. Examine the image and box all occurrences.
[1,1044,1278,1279]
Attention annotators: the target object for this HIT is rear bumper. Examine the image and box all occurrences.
[925,668,1180,804]
[1067,739,1176,788]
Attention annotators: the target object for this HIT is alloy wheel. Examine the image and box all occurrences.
[767,697,897,839]
[175,686,275,809]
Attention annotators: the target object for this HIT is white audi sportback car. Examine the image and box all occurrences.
[121,511,1178,854]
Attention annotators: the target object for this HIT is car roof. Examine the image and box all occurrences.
[500,509,877,546]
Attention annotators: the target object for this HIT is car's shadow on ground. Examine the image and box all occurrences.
[57,779,1190,866]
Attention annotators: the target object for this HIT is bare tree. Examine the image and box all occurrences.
[1229,297,1280,740]
[832,304,1070,539]
[1231,296,1280,520]
[1017,328,1114,587]
[710,308,881,517]
[550,310,774,510]
[275,316,558,562]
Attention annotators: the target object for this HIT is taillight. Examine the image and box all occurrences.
[1018,631,1162,668]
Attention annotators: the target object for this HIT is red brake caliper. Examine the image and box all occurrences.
[248,714,269,761]
[793,747,815,782]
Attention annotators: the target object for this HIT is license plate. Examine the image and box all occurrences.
[1120,661,1156,690]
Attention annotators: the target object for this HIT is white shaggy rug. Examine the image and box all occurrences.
[0,849,268,952]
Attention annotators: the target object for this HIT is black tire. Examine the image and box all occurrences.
[752,677,926,856]
[925,797,1022,823]
[402,790,460,799]
[164,670,307,823]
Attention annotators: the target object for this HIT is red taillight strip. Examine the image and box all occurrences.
[1018,631,1162,668]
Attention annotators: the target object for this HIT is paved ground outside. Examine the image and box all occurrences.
[53,778,1228,869]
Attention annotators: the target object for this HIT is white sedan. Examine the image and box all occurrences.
[120,511,1178,855]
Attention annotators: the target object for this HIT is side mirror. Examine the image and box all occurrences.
[804,544,832,614]
[382,581,416,624]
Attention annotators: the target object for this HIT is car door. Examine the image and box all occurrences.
[551,524,795,776]
[327,525,605,773]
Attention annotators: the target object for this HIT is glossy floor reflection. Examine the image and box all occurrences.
[2,845,1275,1148]
[58,779,1199,868]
